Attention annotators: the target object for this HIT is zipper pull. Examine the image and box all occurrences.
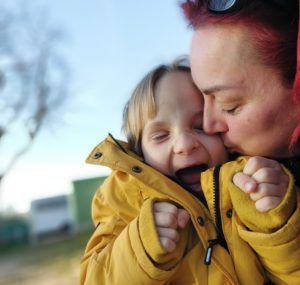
[204,239,219,265]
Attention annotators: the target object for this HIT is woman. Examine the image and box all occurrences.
[182,0,300,165]
[180,0,300,284]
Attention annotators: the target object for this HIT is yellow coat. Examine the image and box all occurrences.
[80,136,300,285]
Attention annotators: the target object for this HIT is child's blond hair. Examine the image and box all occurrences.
[122,57,190,156]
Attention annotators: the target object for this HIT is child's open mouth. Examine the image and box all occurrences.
[175,164,208,189]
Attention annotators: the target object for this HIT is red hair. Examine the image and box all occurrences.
[291,12,300,152]
[181,0,300,152]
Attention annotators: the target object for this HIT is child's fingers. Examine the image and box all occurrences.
[177,209,190,229]
[159,237,177,252]
[249,183,283,201]
[153,202,178,215]
[243,156,281,176]
[156,227,179,242]
[233,172,257,193]
[153,202,178,228]
[153,202,190,229]
[234,157,289,213]
[154,212,178,229]
[255,196,281,212]
[252,167,288,185]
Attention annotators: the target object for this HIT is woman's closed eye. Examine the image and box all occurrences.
[217,96,243,115]
[222,105,240,114]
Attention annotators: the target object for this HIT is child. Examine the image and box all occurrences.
[80,58,297,285]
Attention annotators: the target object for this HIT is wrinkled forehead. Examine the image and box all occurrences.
[191,24,255,59]
[190,24,261,77]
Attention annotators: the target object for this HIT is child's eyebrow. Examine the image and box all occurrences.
[146,121,168,131]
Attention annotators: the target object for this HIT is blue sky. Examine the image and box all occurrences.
[1,0,192,213]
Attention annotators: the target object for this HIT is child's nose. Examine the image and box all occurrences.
[173,133,200,155]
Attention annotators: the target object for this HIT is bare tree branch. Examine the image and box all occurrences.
[0,1,70,187]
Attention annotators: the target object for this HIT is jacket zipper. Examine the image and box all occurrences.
[204,164,228,265]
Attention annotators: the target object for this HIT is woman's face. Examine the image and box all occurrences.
[190,25,298,157]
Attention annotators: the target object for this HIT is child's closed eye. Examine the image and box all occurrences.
[151,131,169,142]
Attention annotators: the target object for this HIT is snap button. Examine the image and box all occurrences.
[93,152,102,159]
[197,216,205,226]
[132,165,142,173]
[226,209,232,219]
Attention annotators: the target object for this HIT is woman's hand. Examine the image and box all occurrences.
[153,202,190,252]
[233,156,289,212]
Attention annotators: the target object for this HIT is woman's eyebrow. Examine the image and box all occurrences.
[202,84,234,95]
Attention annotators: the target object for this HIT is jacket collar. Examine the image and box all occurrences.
[86,134,143,169]
[86,134,210,217]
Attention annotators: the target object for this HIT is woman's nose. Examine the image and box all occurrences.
[203,103,228,135]
[173,133,200,155]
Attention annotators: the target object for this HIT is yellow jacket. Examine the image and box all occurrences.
[80,136,300,285]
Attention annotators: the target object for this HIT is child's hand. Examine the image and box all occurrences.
[153,202,190,252]
[233,156,289,212]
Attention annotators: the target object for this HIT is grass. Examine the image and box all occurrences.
[0,229,94,285]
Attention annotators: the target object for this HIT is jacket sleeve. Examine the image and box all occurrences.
[139,198,190,270]
[79,171,184,285]
[229,161,300,284]
[236,192,300,284]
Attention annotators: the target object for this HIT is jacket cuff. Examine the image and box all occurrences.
[230,165,296,233]
[138,198,188,270]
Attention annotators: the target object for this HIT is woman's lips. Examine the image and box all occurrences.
[225,144,239,154]
[224,139,239,153]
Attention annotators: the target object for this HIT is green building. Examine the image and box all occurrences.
[70,176,107,231]
[0,215,29,248]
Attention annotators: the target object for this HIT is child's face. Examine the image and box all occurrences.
[141,71,228,192]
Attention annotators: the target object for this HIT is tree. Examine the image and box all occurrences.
[0,1,70,186]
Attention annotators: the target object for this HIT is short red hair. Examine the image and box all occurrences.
[181,0,300,152]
